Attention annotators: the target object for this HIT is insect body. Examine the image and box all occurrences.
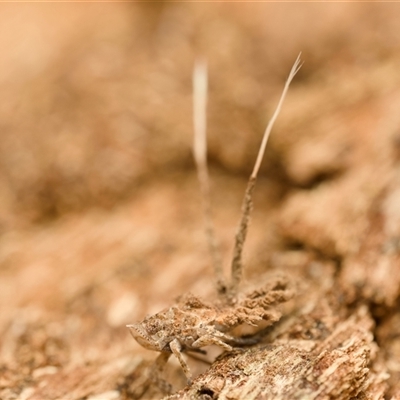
[128,278,294,383]
[127,55,302,391]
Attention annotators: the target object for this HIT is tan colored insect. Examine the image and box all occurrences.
[127,54,302,392]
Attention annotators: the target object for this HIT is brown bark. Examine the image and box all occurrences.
[168,308,387,400]
[2,4,400,400]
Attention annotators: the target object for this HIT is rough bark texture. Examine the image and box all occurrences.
[169,309,386,400]
[2,3,400,400]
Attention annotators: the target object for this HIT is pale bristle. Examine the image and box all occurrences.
[193,59,226,295]
[229,53,302,296]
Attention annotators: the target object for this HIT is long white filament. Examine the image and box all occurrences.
[252,53,302,178]
[230,53,302,295]
[193,59,226,294]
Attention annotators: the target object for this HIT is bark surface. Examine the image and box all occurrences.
[1,3,400,400]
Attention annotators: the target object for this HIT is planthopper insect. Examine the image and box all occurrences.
[127,54,302,393]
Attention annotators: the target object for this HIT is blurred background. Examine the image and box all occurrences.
[1,2,400,226]
[2,2,400,399]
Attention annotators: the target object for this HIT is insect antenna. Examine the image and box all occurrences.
[229,54,303,297]
[193,59,227,295]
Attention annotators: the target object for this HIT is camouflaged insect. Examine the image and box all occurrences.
[127,277,294,383]
[127,55,302,392]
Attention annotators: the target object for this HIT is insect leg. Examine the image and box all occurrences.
[192,333,233,352]
[169,338,193,384]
